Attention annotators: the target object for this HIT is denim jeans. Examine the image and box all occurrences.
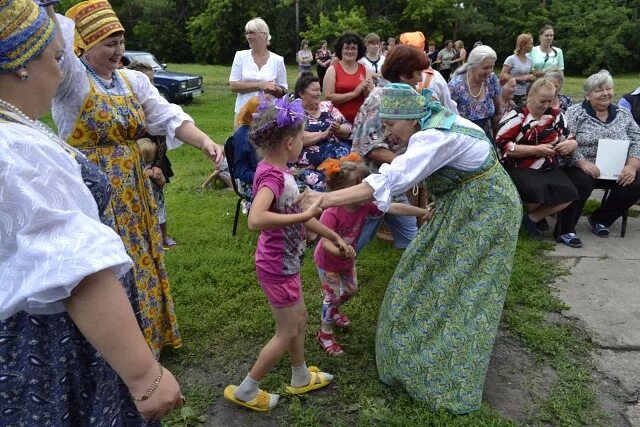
[355,194,418,253]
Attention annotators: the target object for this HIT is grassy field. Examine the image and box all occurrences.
[146,64,636,426]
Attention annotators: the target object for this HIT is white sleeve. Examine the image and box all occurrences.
[276,57,288,89]
[364,130,474,211]
[124,70,193,149]
[0,126,133,320]
[229,51,243,82]
[55,14,88,101]
[430,71,458,113]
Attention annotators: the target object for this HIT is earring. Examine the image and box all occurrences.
[17,68,28,81]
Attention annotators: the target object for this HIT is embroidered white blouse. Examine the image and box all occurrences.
[364,116,491,212]
[53,15,192,149]
[0,124,133,320]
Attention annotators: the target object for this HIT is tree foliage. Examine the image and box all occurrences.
[54,0,639,74]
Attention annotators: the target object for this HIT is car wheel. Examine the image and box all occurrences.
[158,88,171,102]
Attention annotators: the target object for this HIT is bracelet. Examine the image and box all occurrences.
[130,362,163,401]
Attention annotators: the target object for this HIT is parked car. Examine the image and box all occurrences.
[122,50,203,104]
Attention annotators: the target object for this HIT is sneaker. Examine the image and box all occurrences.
[556,233,583,248]
[537,218,550,232]
[316,330,344,356]
[588,217,609,237]
[521,215,542,239]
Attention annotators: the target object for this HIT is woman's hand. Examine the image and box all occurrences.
[333,237,355,259]
[302,196,324,220]
[130,366,183,421]
[618,164,637,186]
[422,203,436,222]
[536,144,557,157]
[576,160,601,178]
[554,138,577,155]
[201,140,224,167]
[297,189,325,211]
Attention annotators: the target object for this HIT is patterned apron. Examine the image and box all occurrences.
[375,128,522,414]
[67,72,181,358]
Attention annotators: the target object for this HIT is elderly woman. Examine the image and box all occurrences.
[350,44,432,251]
[529,25,564,76]
[557,70,640,240]
[0,1,182,423]
[294,72,352,191]
[323,31,373,124]
[496,79,580,244]
[449,45,503,140]
[499,74,517,116]
[55,0,223,358]
[501,33,535,106]
[296,39,313,73]
[229,17,287,122]
[545,70,573,112]
[299,83,521,414]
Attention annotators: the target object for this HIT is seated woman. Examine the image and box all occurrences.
[619,86,640,126]
[294,72,352,191]
[496,78,579,244]
[499,74,517,116]
[545,70,573,113]
[233,96,260,195]
[557,70,640,240]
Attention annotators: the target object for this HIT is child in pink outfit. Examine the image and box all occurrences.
[314,154,429,355]
[224,96,355,412]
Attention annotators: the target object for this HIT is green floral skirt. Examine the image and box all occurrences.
[375,159,521,414]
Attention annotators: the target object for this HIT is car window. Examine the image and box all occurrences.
[129,53,163,72]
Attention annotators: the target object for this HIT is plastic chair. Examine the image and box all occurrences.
[224,136,252,236]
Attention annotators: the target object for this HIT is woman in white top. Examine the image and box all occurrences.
[501,33,535,106]
[0,1,182,422]
[229,17,288,118]
[529,25,565,76]
[299,83,521,414]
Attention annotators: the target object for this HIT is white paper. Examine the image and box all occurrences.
[595,138,630,180]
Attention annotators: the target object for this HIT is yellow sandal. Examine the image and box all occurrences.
[285,366,332,395]
[223,385,273,412]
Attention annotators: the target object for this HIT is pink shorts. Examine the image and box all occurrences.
[258,273,302,308]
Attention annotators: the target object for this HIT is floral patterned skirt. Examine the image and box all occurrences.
[375,161,522,414]
[295,140,350,191]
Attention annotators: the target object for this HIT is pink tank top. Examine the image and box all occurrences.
[333,62,366,123]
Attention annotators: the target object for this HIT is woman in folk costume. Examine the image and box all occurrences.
[299,84,521,413]
[0,1,183,424]
[52,0,223,358]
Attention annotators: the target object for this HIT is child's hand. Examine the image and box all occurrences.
[143,169,153,178]
[422,203,436,222]
[304,197,323,220]
[334,237,355,259]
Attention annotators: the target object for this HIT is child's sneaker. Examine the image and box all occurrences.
[333,312,351,329]
[316,330,343,356]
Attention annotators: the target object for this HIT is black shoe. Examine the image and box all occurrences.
[588,216,609,237]
[537,218,550,232]
[522,215,542,239]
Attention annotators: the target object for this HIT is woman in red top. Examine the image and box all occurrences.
[496,78,579,244]
[323,32,373,124]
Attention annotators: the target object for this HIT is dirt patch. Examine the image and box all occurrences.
[483,329,556,422]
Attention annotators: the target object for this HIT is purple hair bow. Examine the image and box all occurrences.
[274,96,305,128]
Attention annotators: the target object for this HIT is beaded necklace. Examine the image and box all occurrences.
[80,57,125,95]
[0,97,83,157]
[466,72,484,99]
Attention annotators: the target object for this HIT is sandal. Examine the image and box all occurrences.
[285,365,333,394]
[333,313,351,329]
[588,216,609,237]
[316,330,343,356]
[521,215,542,239]
[223,385,275,412]
[556,233,583,248]
[163,236,177,247]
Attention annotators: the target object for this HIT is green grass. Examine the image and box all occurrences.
[41,63,620,425]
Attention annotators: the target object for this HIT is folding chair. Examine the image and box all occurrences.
[224,136,252,236]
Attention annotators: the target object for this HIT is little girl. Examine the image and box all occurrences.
[224,96,355,412]
[314,154,430,355]
[137,137,167,234]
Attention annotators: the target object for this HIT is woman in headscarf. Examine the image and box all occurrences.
[299,84,521,414]
[53,0,224,358]
[0,0,183,423]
